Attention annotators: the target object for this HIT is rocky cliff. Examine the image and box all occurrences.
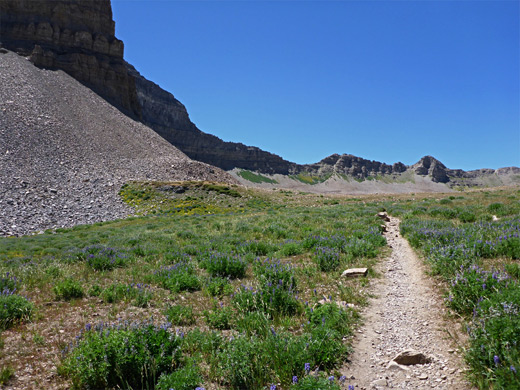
[294,154,519,187]
[0,0,141,118]
[301,153,407,178]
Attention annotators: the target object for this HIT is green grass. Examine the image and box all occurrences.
[1,182,517,389]
[237,169,278,184]
[289,172,332,185]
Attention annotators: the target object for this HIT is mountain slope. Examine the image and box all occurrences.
[0,50,234,236]
[1,0,516,190]
[127,64,297,173]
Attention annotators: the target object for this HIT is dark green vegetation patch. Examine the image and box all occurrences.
[237,169,278,184]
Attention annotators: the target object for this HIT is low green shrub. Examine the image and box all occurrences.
[215,335,270,390]
[183,329,224,359]
[87,284,102,297]
[497,237,520,259]
[203,252,247,279]
[76,245,127,271]
[156,362,203,390]
[152,261,200,293]
[165,304,196,326]
[0,292,33,329]
[237,240,278,256]
[204,303,233,330]
[233,283,302,317]
[100,283,153,307]
[234,311,271,337]
[305,325,349,369]
[505,263,520,279]
[0,366,15,386]
[279,241,304,256]
[307,302,354,336]
[313,246,341,272]
[290,373,343,390]
[447,266,509,316]
[0,273,19,292]
[53,278,84,300]
[203,277,233,297]
[466,284,520,389]
[253,258,297,290]
[61,320,182,389]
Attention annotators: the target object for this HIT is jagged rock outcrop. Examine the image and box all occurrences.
[411,156,520,187]
[412,156,449,183]
[301,154,407,178]
[0,0,141,118]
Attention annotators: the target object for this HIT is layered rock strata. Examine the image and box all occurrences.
[0,0,141,118]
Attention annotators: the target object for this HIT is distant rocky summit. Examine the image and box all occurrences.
[302,154,407,178]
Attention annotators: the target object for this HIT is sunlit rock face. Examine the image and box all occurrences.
[0,0,141,118]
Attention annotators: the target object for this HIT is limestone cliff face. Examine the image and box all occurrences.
[127,64,297,174]
[0,0,140,118]
[302,154,407,178]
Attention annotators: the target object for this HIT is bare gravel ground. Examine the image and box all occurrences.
[342,216,473,389]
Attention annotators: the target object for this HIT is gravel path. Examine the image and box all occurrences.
[342,216,473,389]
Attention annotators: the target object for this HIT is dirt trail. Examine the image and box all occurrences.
[342,216,473,389]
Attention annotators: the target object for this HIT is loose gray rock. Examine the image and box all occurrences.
[0,51,235,237]
[392,350,432,366]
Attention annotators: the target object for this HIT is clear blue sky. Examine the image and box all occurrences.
[112,0,519,170]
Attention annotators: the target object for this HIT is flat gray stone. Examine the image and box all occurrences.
[342,268,368,278]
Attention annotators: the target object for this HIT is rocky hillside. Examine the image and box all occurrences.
[0,50,234,236]
[0,0,141,118]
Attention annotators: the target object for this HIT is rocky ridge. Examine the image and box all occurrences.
[0,50,234,236]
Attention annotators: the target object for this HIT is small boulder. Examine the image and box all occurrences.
[371,378,387,387]
[392,349,431,365]
[386,360,409,371]
[377,212,390,222]
[341,268,368,278]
